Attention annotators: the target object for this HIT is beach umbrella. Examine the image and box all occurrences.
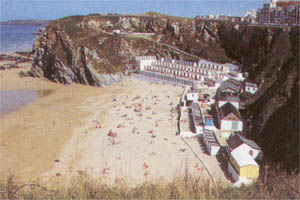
[108,130,118,138]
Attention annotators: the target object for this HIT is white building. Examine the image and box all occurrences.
[186,88,199,102]
[244,82,258,94]
[203,130,220,156]
[245,9,257,19]
[227,133,262,160]
[136,56,157,71]
[136,56,244,87]
[217,102,243,133]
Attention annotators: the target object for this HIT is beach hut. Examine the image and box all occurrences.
[228,150,260,185]
[217,102,243,133]
[203,130,220,156]
[204,116,216,131]
[227,133,262,160]
[190,103,204,134]
[244,82,258,94]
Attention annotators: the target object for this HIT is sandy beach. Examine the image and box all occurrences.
[0,61,227,186]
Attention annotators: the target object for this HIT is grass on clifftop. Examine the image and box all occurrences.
[1,169,299,199]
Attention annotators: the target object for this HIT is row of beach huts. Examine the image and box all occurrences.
[182,79,261,187]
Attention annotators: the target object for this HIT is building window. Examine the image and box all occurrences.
[232,121,239,130]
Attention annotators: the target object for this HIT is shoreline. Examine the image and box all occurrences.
[0,48,33,56]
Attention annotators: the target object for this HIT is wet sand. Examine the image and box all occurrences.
[0,90,38,116]
[0,63,119,181]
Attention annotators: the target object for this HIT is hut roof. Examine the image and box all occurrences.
[227,133,261,150]
[218,78,242,93]
[216,92,240,102]
[203,130,219,144]
[219,102,241,120]
[231,150,259,167]
[191,103,203,126]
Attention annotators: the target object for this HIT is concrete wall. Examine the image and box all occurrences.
[180,131,198,137]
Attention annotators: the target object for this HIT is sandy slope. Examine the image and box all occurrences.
[0,62,225,186]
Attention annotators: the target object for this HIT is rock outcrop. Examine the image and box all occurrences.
[30,25,124,86]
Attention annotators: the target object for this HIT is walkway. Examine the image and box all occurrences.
[156,42,200,59]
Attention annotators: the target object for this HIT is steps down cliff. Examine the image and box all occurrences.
[29,13,299,171]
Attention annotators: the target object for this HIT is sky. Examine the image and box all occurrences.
[0,0,268,21]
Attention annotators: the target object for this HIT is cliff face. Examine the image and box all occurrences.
[217,25,299,170]
[30,13,299,170]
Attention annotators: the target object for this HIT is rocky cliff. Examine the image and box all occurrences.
[217,24,299,170]
[29,13,233,85]
[30,12,299,170]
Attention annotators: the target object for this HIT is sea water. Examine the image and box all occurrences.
[0,24,42,54]
[0,90,39,117]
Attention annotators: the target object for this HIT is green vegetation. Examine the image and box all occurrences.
[1,170,299,199]
[144,11,192,23]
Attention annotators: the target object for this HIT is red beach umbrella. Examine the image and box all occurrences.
[108,130,118,138]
